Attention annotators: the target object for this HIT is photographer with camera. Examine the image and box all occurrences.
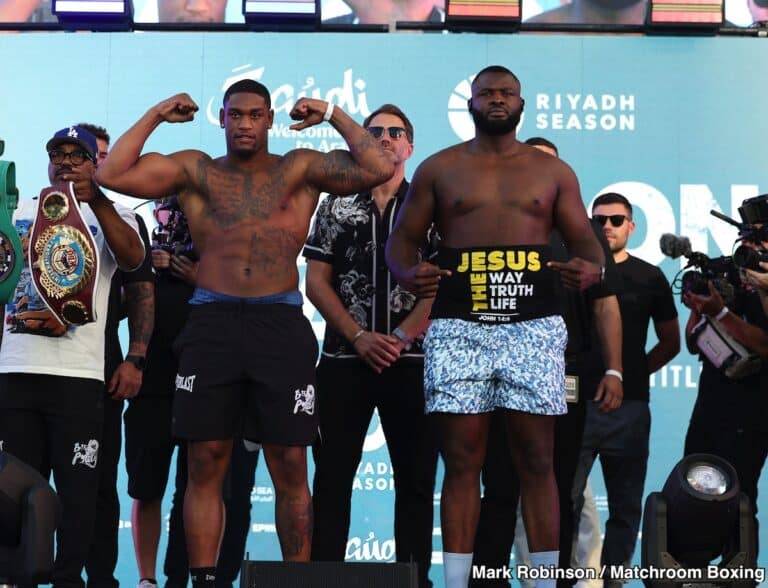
[680,194,768,550]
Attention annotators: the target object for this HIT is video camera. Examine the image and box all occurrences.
[659,233,739,307]
[151,197,195,260]
[660,194,768,304]
[659,195,768,379]
[730,194,768,271]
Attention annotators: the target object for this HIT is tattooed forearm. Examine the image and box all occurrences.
[274,492,313,560]
[125,281,155,355]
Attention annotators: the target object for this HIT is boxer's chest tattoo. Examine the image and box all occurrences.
[196,157,291,228]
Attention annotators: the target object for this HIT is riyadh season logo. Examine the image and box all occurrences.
[448,74,525,141]
[207,64,372,152]
[448,75,635,139]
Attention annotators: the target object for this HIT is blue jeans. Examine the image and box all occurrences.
[572,400,650,579]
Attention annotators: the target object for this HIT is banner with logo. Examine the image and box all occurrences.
[2,32,767,586]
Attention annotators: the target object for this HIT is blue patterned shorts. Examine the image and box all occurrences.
[423,316,568,415]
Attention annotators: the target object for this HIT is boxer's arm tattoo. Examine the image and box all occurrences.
[125,281,154,355]
[318,151,366,190]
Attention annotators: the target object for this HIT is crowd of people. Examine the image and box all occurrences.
[1,65,767,588]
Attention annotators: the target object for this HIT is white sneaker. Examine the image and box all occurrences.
[137,580,158,588]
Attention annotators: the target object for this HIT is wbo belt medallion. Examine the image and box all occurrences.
[30,183,99,326]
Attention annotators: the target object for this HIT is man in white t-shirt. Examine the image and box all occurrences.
[0,125,144,588]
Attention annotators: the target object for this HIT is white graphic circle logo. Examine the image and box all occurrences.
[448,74,525,141]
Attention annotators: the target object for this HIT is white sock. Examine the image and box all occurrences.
[444,552,473,588]
[529,550,559,588]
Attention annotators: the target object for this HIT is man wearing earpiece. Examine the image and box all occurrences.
[387,65,606,588]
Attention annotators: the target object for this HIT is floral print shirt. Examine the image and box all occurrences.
[303,180,433,360]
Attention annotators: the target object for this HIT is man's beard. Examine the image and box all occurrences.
[470,106,520,136]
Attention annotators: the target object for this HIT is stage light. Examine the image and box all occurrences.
[645,0,723,34]
[242,0,318,31]
[52,0,133,31]
[641,454,757,587]
[445,0,522,32]
[0,451,60,585]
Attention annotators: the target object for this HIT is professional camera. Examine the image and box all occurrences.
[729,194,768,272]
[151,198,196,261]
[659,198,768,380]
[659,233,740,307]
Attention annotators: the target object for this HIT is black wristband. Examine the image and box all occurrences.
[125,354,146,371]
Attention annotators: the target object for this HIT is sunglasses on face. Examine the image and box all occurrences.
[593,214,629,228]
[367,126,407,140]
[48,149,92,166]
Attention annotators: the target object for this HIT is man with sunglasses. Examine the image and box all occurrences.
[0,125,145,588]
[304,104,438,587]
[96,80,394,588]
[571,192,679,588]
[387,66,606,588]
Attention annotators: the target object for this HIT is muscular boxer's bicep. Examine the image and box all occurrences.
[386,164,438,281]
[97,150,189,200]
[394,165,436,247]
[554,165,604,265]
[308,147,391,196]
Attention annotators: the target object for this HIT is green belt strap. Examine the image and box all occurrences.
[0,139,23,303]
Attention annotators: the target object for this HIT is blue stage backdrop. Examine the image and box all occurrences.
[2,32,767,587]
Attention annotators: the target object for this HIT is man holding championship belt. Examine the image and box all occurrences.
[386,66,606,588]
[0,125,145,588]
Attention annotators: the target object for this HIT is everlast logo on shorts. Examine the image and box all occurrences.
[176,374,196,393]
[456,249,541,313]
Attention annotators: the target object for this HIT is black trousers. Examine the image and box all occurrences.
[471,372,597,588]
[85,384,124,588]
[0,373,104,588]
[165,440,260,588]
[310,358,439,588]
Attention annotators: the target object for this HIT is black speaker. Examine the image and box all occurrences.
[240,560,418,588]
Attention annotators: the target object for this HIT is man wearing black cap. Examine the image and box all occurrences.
[0,125,144,588]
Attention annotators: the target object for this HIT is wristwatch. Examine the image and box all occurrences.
[392,327,413,351]
[125,354,147,371]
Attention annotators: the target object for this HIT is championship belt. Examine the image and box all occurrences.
[0,142,23,303]
[29,183,100,326]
